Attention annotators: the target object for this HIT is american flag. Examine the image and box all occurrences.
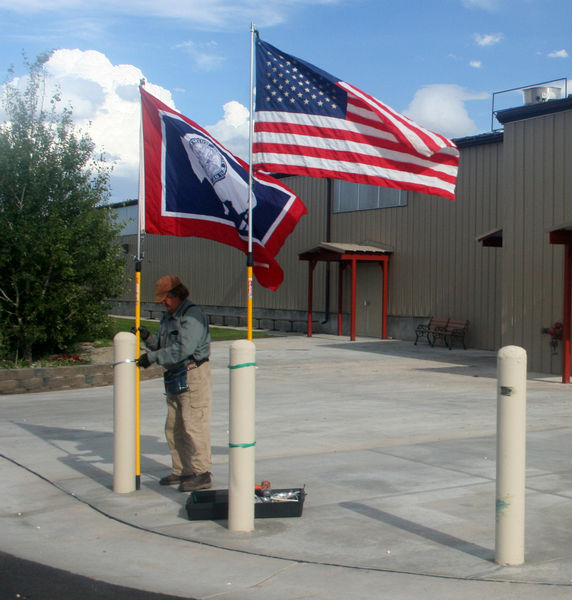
[253,38,459,201]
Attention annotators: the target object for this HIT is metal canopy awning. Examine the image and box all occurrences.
[299,242,392,341]
[299,241,393,260]
[548,220,572,244]
[476,228,503,247]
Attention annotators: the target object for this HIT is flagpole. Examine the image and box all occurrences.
[134,258,141,490]
[134,78,146,490]
[247,23,256,341]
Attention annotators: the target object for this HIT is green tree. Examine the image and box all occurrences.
[0,54,124,362]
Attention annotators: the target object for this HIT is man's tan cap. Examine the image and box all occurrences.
[154,275,182,302]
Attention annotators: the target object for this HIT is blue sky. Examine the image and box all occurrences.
[1,0,570,202]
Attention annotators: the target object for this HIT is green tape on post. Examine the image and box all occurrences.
[228,362,256,370]
[229,441,256,448]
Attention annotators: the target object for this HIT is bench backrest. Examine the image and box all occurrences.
[429,318,449,329]
[446,319,469,333]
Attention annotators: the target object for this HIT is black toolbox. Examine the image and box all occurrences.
[186,488,306,520]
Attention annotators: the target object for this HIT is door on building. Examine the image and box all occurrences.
[355,263,384,337]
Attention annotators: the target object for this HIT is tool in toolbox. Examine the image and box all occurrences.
[255,480,271,497]
[254,480,305,503]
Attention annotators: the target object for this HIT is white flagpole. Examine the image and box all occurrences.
[246,23,256,341]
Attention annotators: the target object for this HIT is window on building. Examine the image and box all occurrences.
[333,180,408,213]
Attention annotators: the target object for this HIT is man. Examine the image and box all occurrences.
[137,275,212,492]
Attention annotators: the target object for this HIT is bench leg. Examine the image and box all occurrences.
[447,335,466,349]
[445,335,463,350]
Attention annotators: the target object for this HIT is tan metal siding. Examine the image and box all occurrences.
[329,140,502,349]
[501,110,572,373]
[249,177,329,311]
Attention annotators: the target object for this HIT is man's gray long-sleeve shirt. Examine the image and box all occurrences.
[144,299,210,371]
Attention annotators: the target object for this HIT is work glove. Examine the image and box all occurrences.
[137,353,151,369]
[138,326,151,341]
[130,326,151,341]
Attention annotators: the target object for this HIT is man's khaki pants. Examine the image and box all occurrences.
[165,361,212,476]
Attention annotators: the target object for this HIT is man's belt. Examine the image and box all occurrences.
[186,357,209,371]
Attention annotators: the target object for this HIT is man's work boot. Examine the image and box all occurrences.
[179,472,213,492]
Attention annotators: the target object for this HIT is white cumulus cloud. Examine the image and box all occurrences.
[206,100,250,160]
[474,32,503,46]
[548,49,568,58]
[42,49,174,200]
[2,49,252,202]
[469,60,482,68]
[404,84,489,139]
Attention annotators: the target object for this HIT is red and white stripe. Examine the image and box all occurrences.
[254,81,459,201]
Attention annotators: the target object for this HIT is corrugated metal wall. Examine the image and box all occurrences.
[329,139,503,349]
[501,110,572,373]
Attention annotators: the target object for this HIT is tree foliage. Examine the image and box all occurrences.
[0,55,125,362]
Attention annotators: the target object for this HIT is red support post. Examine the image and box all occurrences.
[563,245,572,383]
[381,258,389,339]
[307,260,316,337]
[338,262,344,336]
[350,258,357,341]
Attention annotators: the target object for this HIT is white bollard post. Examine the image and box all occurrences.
[228,340,256,532]
[495,345,527,566]
[113,331,137,494]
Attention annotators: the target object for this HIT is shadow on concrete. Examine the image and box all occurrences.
[12,422,229,504]
[11,422,176,494]
[340,501,493,562]
[324,340,497,376]
[0,550,192,600]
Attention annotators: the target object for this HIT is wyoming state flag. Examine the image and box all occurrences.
[139,87,307,290]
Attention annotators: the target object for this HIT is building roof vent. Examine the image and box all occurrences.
[491,78,567,130]
[522,86,561,105]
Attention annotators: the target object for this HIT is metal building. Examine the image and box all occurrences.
[115,84,572,377]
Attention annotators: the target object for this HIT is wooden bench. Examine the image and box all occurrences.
[414,317,448,346]
[415,318,469,349]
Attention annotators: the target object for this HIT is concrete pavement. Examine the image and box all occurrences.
[2,334,572,598]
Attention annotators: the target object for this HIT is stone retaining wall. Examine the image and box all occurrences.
[0,363,162,395]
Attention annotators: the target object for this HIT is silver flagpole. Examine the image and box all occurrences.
[246,23,256,341]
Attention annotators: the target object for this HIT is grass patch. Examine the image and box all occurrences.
[0,316,271,369]
[106,316,269,344]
